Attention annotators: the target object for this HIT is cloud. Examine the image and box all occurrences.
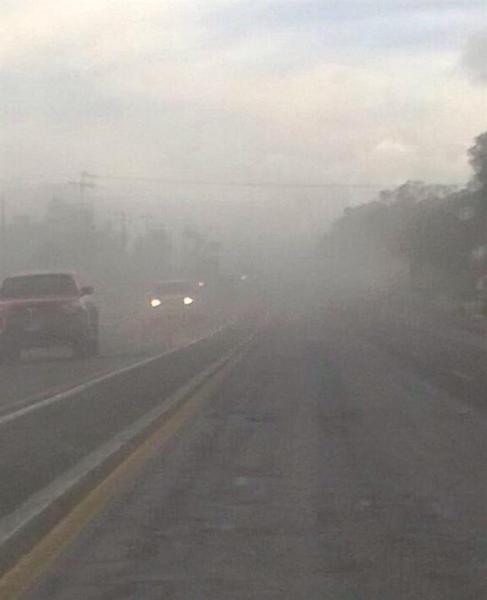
[462,30,487,84]
[0,0,486,190]
[205,1,486,53]
[375,139,413,155]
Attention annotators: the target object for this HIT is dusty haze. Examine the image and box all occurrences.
[0,1,486,290]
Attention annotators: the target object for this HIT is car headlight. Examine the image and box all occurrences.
[183,296,194,305]
[150,298,162,308]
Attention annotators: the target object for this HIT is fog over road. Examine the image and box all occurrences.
[0,294,225,415]
[2,0,486,596]
[16,294,487,600]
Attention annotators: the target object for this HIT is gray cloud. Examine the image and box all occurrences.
[206,1,485,37]
[462,31,487,84]
[0,1,486,190]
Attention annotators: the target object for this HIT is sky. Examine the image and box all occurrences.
[1,0,486,192]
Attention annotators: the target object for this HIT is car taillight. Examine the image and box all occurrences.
[61,301,81,315]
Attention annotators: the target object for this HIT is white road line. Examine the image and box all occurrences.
[452,370,475,383]
[0,340,249,551]
[0,324,230,428]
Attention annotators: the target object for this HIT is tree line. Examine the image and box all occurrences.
[0,199,221,297]
[322,131,487,298]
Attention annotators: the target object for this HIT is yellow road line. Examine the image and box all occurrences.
[0,347,245,600]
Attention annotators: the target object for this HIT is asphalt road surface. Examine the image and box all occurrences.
[0,325,245,523]
[17,301,487,600]
[0,304,222,416]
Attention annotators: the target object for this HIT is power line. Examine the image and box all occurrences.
[82,172,384,190]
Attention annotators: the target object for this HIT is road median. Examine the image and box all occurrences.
[0,321,254,578]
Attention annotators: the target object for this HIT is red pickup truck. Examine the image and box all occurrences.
[0,272,99,362]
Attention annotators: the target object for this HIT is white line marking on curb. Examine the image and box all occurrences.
[0,337,250,551]
[0,324,231,428]
[452,370,474,383]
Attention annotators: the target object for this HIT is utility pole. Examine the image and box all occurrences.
[68,171,96,202]
[113,210,129,251]
[68,171,97,232]
[139,213,155,235]
[0,196,6,278]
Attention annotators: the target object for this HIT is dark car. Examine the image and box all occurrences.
[0,272,99,361]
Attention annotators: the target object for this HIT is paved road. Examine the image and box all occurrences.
[22,306,487,599]
[0,303,224,416]
[0,325,246,525]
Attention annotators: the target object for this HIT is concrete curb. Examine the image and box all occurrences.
[0,327,252,575]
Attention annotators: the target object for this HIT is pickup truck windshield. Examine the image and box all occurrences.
[0,275,78,299]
